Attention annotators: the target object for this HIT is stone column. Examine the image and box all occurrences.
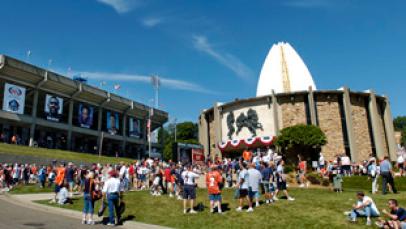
[29,90,39,147]
[198,113,209,159]
[342,88,358,162]
[368,91,385,159]
[97,107,103,153]
[271,91,280,135]
[66,100,74,150]
[382,97,398,161]
[307,86,318,126]
[121,114,127,154]
[213,103,222,160]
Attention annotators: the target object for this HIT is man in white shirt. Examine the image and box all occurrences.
[246,163,262,212]
[319,153,325,170]
[102,170,121,226]
[346,192,380,226]
[236,161,250,212]
[181,165,199,214]
[341,154,352,176]
[119,162,129,191]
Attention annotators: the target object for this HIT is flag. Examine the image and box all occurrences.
[114,84,121,90]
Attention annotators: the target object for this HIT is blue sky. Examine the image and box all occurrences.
[1,0,405,122]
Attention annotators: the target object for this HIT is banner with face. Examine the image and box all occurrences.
[2,83,26,114]
[78,103,94,128]
[129,117,142,138]
[45,94,63,122]
[106,111,119,135]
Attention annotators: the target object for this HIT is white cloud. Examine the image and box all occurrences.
[283,0,333,8]
[192,35,254,81]
[81,71,214,94]
[96,0,142,14]
[141,17,162,27]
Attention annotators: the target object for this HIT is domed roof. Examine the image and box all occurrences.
[256,42,316,96]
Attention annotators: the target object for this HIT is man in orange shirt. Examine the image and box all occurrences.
[243,148,252,162]
[53,164,66,202]
[206,165,224,214]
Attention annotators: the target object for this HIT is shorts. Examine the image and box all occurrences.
[183,185,196,199]
[342,165,351,171]
[54,185,61,193]
[209,194,222,201]
[262,182,274,193]
[239,189,248,198]
[277,181,287,190]
[68,181,74,190]
[248,188,257,198]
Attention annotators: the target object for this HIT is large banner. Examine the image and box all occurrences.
[192,148,205,165]
[78,103,94,128]
[129,117,141,138]
[106,111,119,135]
[44,94,63,122]
[2,83,26,114]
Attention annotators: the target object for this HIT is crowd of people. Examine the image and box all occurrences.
[0,146,405,227]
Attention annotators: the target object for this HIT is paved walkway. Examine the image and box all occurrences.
[1,193,170,229]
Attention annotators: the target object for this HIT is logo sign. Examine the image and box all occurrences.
[44,94,63,122]
[3,83,26,114]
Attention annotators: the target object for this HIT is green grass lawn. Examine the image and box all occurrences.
[0,143,133,164]
[9,184,54,194]
[37,187,406,229]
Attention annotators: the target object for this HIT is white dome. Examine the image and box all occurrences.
[256,42,316,96]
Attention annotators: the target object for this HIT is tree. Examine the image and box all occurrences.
[394,116,406,131]
[158,121,199,161]
[275,124,327,163]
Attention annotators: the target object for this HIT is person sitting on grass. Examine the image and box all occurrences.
[345,192,380,226]
[57,183,73,205]
[375,199,406,229]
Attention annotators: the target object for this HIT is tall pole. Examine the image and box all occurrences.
[151,75,160,109]
[148,108,152,158]
[174,118,177,143]
[98,131,104,161]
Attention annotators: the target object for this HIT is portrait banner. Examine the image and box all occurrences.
[2,83,26,114]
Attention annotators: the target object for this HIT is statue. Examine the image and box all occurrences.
[226,112,235,140]
[235,109,263,137]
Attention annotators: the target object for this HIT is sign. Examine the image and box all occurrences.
[2,83,26,114]
[78,103,94,128]
[192,148,205,165]
[106,111,119,135]
[45,94,63,122]
[128,117,141,138]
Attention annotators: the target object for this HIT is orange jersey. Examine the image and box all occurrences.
[55,167,65,186]
[206,171,223,194]
[242,150,252,162]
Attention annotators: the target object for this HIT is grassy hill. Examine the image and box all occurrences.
[0,143,133,164]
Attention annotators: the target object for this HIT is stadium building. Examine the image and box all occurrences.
[0,55,168,158]
[198,42,398,162]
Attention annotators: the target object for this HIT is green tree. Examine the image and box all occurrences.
[394,116,406,131]
[157,122,199,161]
[401,128,406,147]
[275,124,327,163]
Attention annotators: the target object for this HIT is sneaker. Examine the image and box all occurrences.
[375,222,384,228]
[183,209,188,214]
[265,200,269,204]
[343,211,352,216]
[299,184,305,188]
[273,196,279,201]
[256,202,260,207]
[87,220,95,225]
[210,208,214,213]
[190,210,197,214]
[107,223,115,226]
[81,220,86,225]
[236,207,242,212]
[287,197,295,201]
[169,194,173,198]
[177,196,183,200]
[366,219,371,226]
[306,182,310,188]
[246,208,254,213]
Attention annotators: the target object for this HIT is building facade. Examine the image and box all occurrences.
[199,88,398,162]
[0,55,168,158]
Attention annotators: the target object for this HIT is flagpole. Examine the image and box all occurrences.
[148,108,152,158]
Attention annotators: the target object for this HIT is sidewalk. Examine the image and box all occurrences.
[4,192,171,229]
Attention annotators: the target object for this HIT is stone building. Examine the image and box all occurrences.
[198,42,397,162]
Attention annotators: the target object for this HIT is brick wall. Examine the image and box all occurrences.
[350,96,373,161]
[279,96,307,128]
[315,94,345,160]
